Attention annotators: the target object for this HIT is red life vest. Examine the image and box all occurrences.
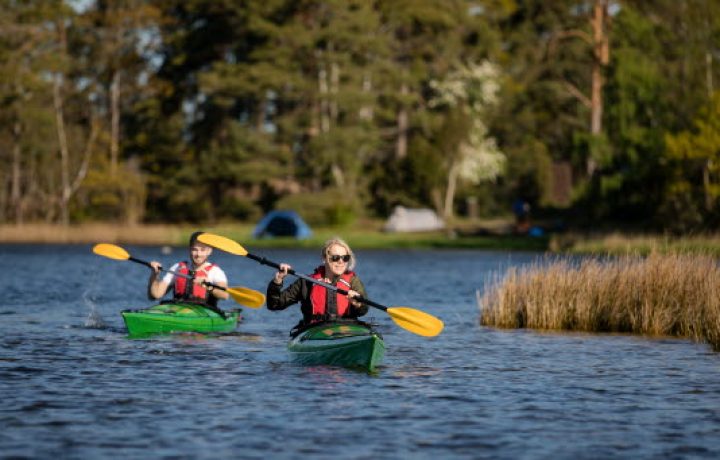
[173,261,215,304]
[310,266,355,318]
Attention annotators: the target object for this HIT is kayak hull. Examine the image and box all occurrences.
[121,303,240,337]
[287,322,385,371]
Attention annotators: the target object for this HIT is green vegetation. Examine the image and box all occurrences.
[479,253,720,351]
[551,233,720,257]
[7,221,720,256]
[0,221,549,251]
[2,2,720,235]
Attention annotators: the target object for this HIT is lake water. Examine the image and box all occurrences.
[2,244,719,459]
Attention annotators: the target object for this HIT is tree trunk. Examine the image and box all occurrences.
[110,70,120,176]
[317,49,330,134]
[703,159,713,211]
[329,42,339,124]
[396,83,408,160]
[706,52,714,97]
[359,72,373,121]
[256,96,267,132]
[11,119,22,225]
[588,0,609,177]
[443,162,459,220]
[54,73,71,227]
[53,19,97,226]
[328,47,345,187]
[331,164,345,188]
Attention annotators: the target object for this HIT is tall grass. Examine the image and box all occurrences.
[479,253,720,350]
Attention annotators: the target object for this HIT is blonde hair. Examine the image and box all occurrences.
[321,237,356,271]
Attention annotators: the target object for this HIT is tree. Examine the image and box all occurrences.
[0,0,97,226]
[541,0,612,177]
[76,0,162,176]
[665,92,720,214]
[429,61,506,219]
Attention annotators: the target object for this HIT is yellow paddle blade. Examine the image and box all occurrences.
[386,306,444,337]
[197,233,248,256]
[227,286,266,309]
[92,243,130,261]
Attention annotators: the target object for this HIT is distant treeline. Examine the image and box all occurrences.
[1,1,719,231]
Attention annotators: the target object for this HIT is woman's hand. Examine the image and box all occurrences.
[347,289,363,307]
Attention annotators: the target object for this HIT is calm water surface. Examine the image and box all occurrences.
[2,244,719,459]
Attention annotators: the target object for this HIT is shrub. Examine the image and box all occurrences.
[275,189,361,226]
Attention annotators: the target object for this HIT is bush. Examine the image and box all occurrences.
[73,165,146,224]
[218,196,261,222]
[275,189,361,226]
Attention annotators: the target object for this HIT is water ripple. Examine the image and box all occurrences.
[2,246,720,458]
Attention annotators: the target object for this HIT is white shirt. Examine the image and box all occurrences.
[161,262,228,287]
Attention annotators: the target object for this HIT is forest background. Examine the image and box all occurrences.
[2,0,720,242]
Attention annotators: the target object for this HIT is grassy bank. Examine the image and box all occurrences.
[551,232,720,256]
[7,223,720,255]
[0,223,186,245]
[478,253,720,351]
[0,221,548,251]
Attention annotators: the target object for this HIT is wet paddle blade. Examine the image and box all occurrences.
[386,306,444,337]
[197,233,248,256]
[93,243,130,261]
[227,286,266,309]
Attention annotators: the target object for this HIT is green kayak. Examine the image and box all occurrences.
[121,302,240,337]
[287,321,385,371]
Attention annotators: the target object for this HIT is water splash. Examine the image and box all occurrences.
[82,290,107,329]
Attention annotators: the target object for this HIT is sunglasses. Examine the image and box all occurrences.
[328,254,351,263]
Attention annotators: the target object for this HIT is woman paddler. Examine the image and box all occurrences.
[266,237,368,330]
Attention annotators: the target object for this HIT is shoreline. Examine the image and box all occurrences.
[0,222,549,251]
[0,223,187,246]
[9,224,720,254]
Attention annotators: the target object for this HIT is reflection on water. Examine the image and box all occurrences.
[390,366,443,378]
[1,244,720,459]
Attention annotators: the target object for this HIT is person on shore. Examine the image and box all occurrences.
[513,198,531,234]
[267,237,368,329]
[147,231,229,307]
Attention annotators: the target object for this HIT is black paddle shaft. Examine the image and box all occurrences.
[128,256,228,292]
[245,253,388,312]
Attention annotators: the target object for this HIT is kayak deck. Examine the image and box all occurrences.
[122,302,240,337]
[287,321,385,371]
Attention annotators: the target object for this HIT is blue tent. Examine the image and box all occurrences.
[252,210,313,239]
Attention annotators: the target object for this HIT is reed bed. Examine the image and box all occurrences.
[479,253,720,351]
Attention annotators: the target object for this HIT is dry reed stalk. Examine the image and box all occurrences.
[479,253,720,351]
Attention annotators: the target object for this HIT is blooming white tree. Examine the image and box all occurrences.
[429,61,505,219]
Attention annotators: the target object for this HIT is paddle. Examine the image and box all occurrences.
[92,243,266,308]
[196,233,444,337]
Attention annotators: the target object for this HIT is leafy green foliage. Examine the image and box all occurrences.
[276,188,360,227]
[2,0,720,233]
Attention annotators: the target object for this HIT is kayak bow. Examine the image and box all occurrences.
[287,321,385,371]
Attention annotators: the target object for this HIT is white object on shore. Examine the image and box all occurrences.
[383,206,445,233]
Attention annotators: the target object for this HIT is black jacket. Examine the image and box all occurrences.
[266,273,368,324]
